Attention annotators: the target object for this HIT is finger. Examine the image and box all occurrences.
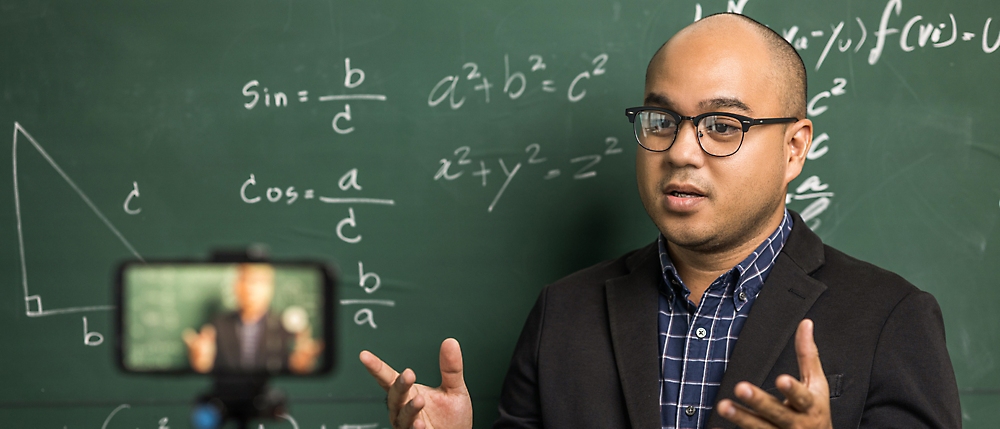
[439,338,467,392]
[295,335,315,349]
[387,368,417,412]
[297,327,313,340]
[202,325,216,341]
[359,350,400,391]
[717,398,778,429]
[395,392,425,429]
[775,374,814,412]
[795,319,825,383]
[733,381,795,427]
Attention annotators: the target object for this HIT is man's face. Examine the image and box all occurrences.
[637,25,805,253]
[235,265,274,316]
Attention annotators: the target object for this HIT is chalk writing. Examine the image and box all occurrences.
[278,413,300,429]
[239,171,392,207]
[12,123,138,318]
[807,78,848,118]
[337,208,362,244]
[788,175,835,230]
[358,261,381,294]
[123,181,141,215]
[82,316,104,346]
[693,0,750,21]
[433,137,624,212]
[241,58,387,135]
[339,262,395,329]
[239,170,395,244]
[90,404,396,429]
[101,404,130,429]
[428,53,610,109]
[743,0,1000,71]
[807,133,831,160]
[792,78,848,229]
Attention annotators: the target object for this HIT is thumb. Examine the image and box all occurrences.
[182,328,197,346]
[439,338,467,392]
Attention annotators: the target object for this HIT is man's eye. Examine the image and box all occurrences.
[702,117,741,135]
[648,118,676,131]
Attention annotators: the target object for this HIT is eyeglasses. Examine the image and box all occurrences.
[624,106,798,157]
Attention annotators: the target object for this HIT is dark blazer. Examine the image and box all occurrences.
[212,311,292,374]
[495,212,961,428]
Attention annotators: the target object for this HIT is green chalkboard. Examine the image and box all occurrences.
[1,0,998,427]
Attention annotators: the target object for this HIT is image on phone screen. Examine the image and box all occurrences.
[117,262,334,375]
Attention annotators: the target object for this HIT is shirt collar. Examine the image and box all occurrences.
[657,209,794,310]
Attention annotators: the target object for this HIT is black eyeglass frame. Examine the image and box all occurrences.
[624,106,799,157]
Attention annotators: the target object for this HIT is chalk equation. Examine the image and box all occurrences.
[95,404,385,429]
[787,175,835,230]
[708,0,1000,71]
[428,53,609,109]
[241,58,386,135]
[96,404,387,429]
[239,169,395,244]
[785,77,848,230]
[433,137,624,212]
[340,261,394,330]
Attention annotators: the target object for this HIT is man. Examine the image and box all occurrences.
[183,263,323,374]
[359,13,961,429]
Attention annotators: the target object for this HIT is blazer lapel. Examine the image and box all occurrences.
[706,212,828,429]
[606,243,662,429]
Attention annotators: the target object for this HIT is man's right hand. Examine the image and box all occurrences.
[359,338,473,429]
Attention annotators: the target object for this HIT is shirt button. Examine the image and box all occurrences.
[685,405,696,416]
[739,291,748,301]
[695,327,707,338]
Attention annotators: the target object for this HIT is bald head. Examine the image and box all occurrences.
[646,13,807,119]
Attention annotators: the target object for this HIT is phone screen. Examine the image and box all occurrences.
[116,262,335,375]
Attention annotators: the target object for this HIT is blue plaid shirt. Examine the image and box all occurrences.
[657,210,793,429]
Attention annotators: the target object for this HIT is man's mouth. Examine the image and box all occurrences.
[668,190,704,198]
[661,184,708,211]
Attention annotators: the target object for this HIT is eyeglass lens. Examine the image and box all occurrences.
[634,111,744,156]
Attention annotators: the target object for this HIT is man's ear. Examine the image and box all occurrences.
[784,118,813,186]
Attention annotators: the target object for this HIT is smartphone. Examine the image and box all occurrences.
[115,261,336,375]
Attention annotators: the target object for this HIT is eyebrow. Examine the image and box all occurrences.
[644,92,754,115]
[643,92,675,108]
[699,97,753,114]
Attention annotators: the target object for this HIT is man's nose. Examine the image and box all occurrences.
[666,119,705,167]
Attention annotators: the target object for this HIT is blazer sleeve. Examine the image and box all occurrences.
[493,288,547,429]
[860,290,962,428]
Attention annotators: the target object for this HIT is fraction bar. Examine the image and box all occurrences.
[318,94,388,101]
[340,299,396,307]
[318,197,396,205]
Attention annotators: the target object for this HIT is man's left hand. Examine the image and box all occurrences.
[289,328,324,374]
[716,319,833,429]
